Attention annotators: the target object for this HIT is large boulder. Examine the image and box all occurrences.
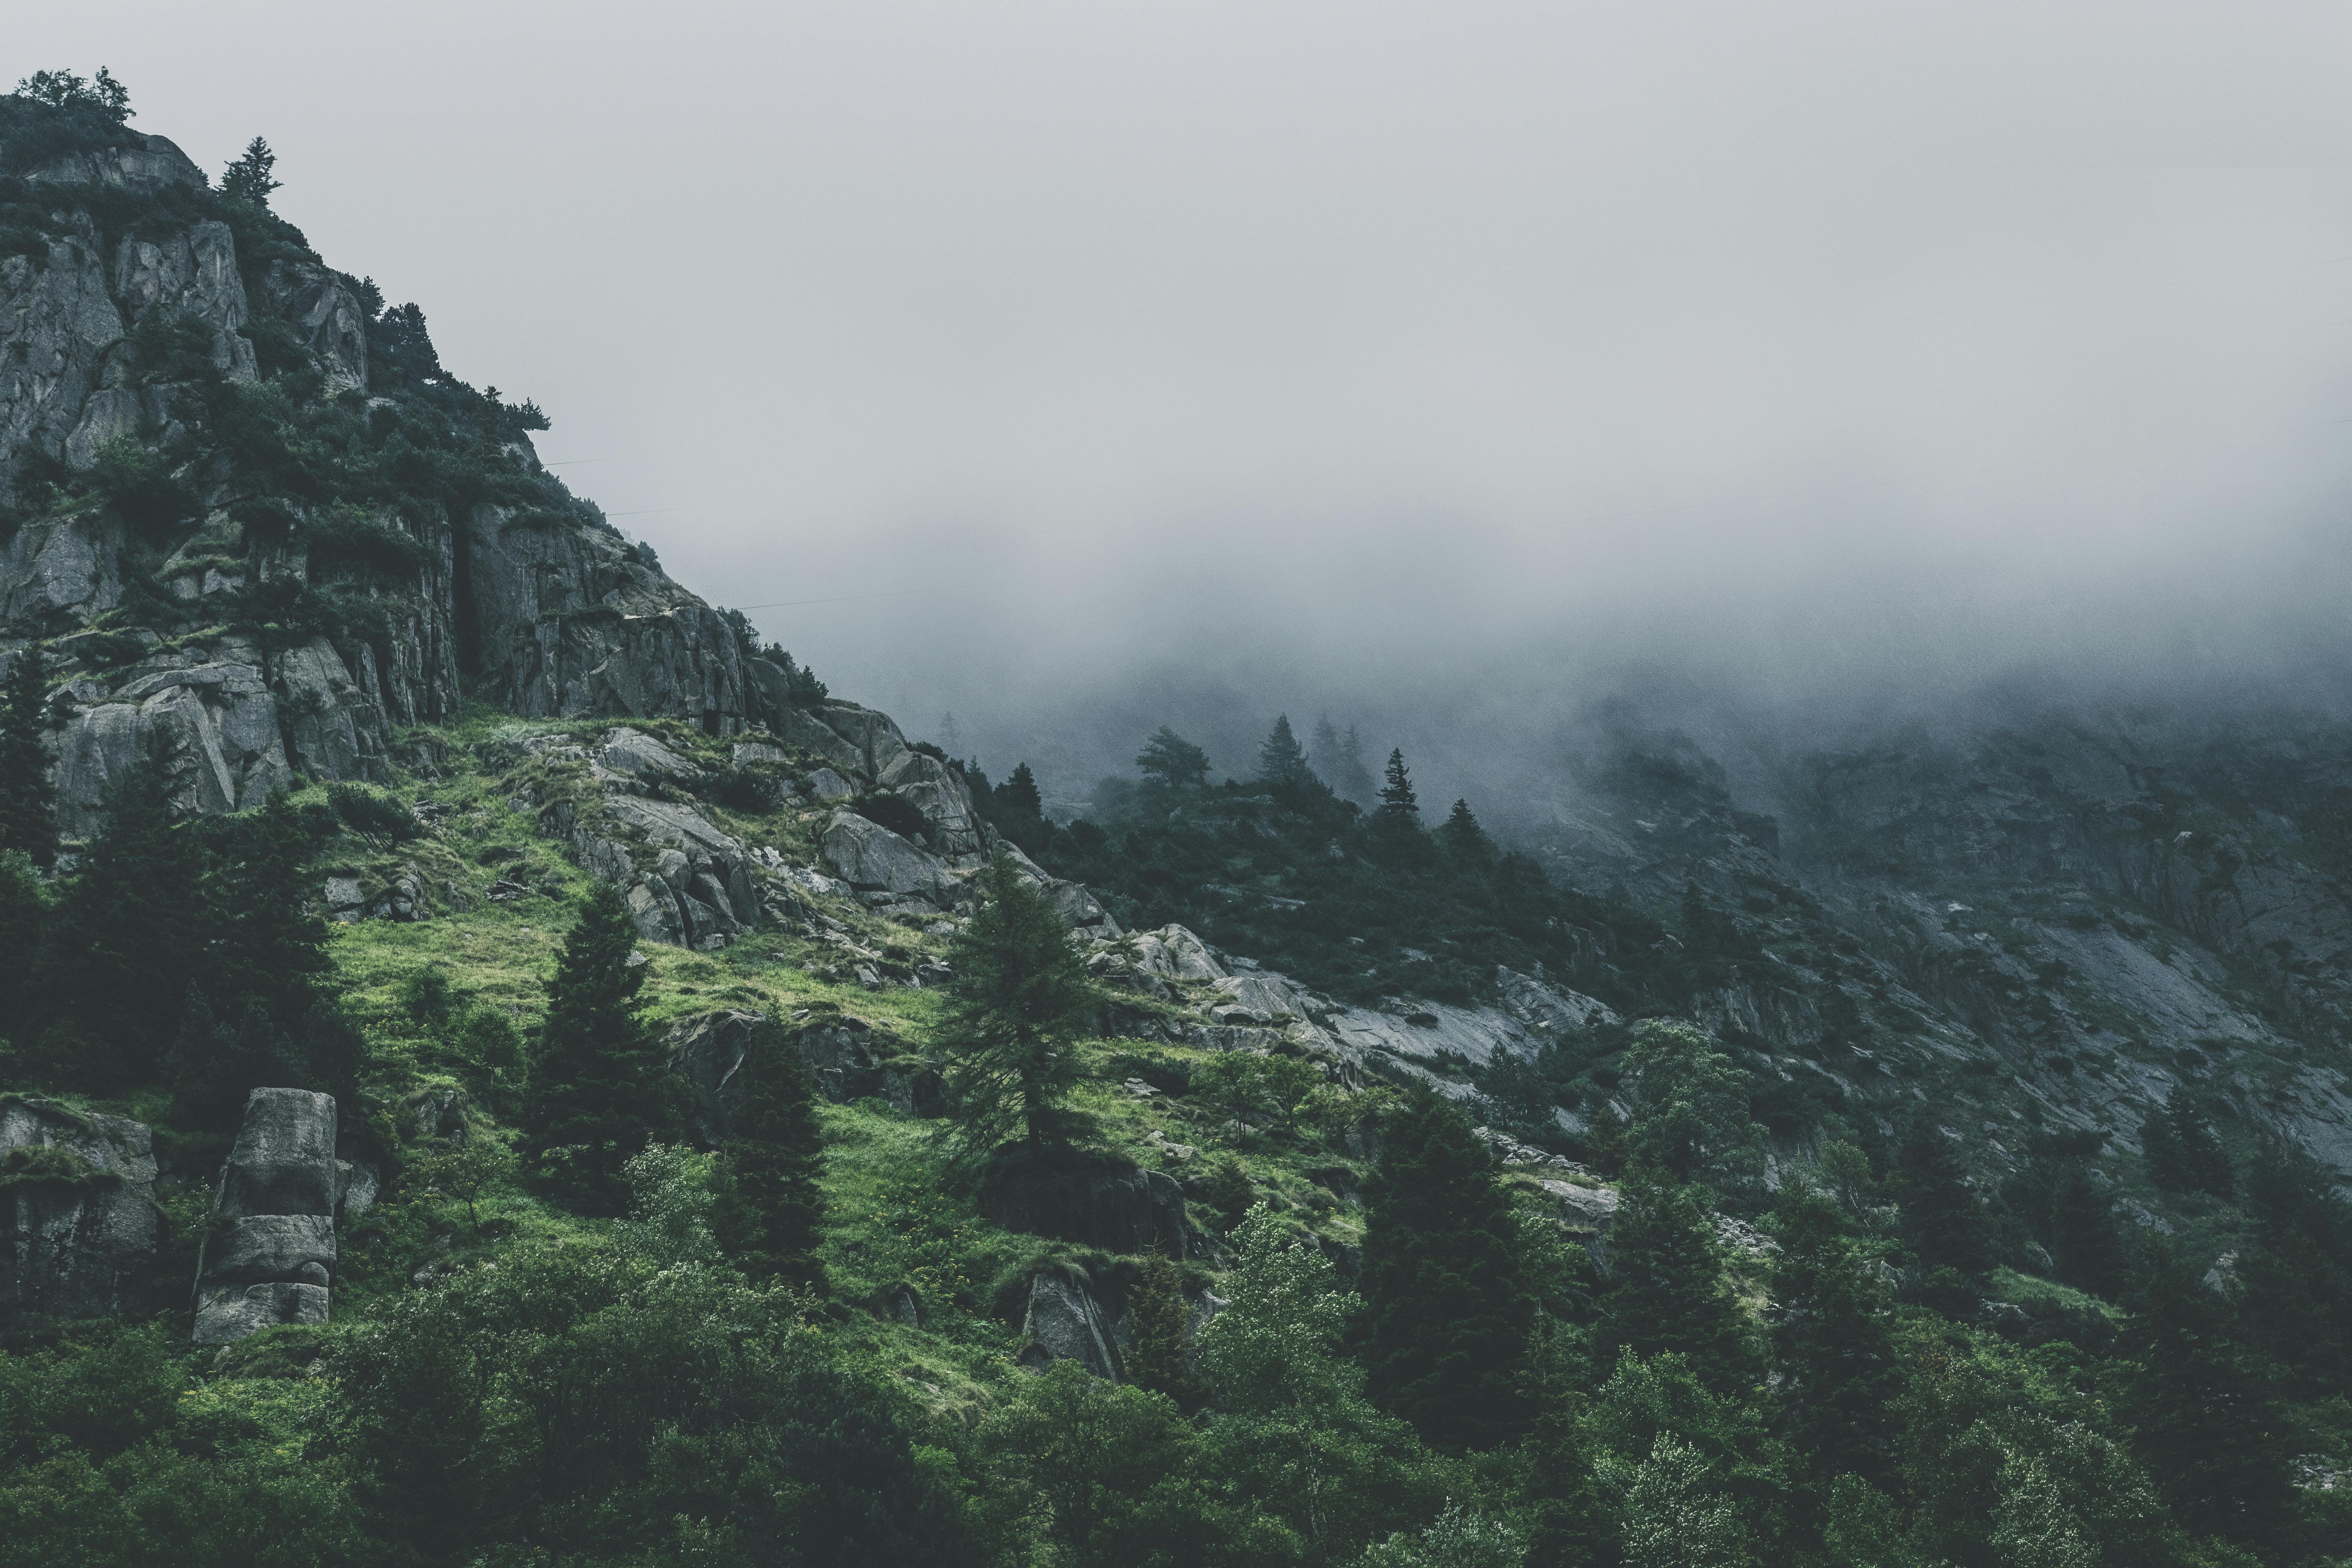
[1133,925,1226,982]
[1020,1272,1124,1381]
[820,811,955,900]
[793,1016,945,1116]
[668,1009,766,1146]
[54,656,295,835]
[879,751,985,856]
[980,1156,1194,1259]
[195,1089,339,1345]
[0,1098,160,1327]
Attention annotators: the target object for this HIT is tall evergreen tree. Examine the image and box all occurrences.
[1439,799,1493,863]
[1000,761,1044,819]
[1336,723,1377,804]
[1309,714,1345,786]
[1135,726,1211,791]
[2122,1246,2298,1554]
[205,792,332,1033]
[1125,1253,1202,1410]
[1770,1184,1899,1493]
[1257,714,1311,786]
[0,851,46,1046]
[35,727,202,1088]
[522,882,682,1215]
[712,1018,829,1292]
[1600,1176,1758,1397]
[220,135,280,205]
[1359,1083,1535,1451]
[1521,1392,1617,1568]
[0,641,58,869]
[1376,749,1419,820]
[2047,1160,2128,1299]
[941,851,1098,1161]
[1890,1113,1994,1282]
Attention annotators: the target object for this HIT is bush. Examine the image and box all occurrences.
[328,782,417,840]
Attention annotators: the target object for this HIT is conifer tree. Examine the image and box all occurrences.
[941,851,1097,1161]
[2047,1160,2128,1299]
[1521,1390,1616,1568]
[1256,714,1310,786]
[1770,1183,1898,1491]
[1001,761,1044,819]
[1359,1083,1535,1451]
[522,882,682,1214]
[0,641,58,869]
[36,727,201,1087]
[712,1018,829,1292]
[1376,749,1419,819]
[205,792,332,1033]
[2145,1096,2234,1198]
[1135,726,1211,791]
[1336,723,1377,803]
[1126,1253,1201,1410]
[2122,1246,2297,1554]
[220,135,280,205]
[1890,1113,1994,1282]
[1600,1176,1758,1396]
[1309,714,1345,785]
[0,851,46,1045]
[1438,798,1493,863]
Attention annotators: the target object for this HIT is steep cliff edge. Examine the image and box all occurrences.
[0,107,824,838]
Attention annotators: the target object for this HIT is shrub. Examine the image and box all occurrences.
[328,782,417,840]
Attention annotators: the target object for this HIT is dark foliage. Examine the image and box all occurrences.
[712,1019,830,1293]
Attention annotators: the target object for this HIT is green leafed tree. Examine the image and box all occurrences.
[1438,798,1493,864]
[1136,726,1212,791]
[941,850,1098,1161]
[711,1018,829,1292]
[1769,1182,1899,1494]
[1890,1112,1994,1283]
[1358,1082,1535,1450]
[1624,1019,1764,1201]
[2047,1160,2128,1300]
[521,882,683,1214]
[1001,760,1044,818]
[0,641,58,869]
[0,851,45,1047]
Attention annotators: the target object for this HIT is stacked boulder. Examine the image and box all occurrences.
[192,1089,339,1345]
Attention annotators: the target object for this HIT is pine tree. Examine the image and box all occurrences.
[1257,714,1310,786]
[2122,1246,2298,1554]
[2047,1160,2128,1299]
[1360,1083,1536,1451]
[0,642,58,869]
[1891,1113,1994,1282]
[1001,761,1044,818]
[205,792,332,1034]
[1126,1253,1201,1410]
[941,851,1098,1161]
[1309,714,1345,786]
[712,1018,829,1292]
[2171,1098,2234,1198]
[1336,724,1377,804]
[522,882,683,1215]
[1135,726,1211,791]
[1439,799,1493,863]
[1377,749,1419,819]
[220,136,280,205]
[1770,1184,1899,1491]
[1600,1176,1758,1396]
[35,726,202,1087]
[0,852,46,1047]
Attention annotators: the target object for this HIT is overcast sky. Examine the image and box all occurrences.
[21,2,2352,805]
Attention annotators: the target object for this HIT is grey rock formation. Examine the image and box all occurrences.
[880,750,984,855]
[1133,925,1227,982]
[0,1098,160,1327]
[820,811,955,901]
[794,1016,946,1115]
[669,1009,764,1146]
[1020,1272,1125,1381]
[194,1089,338,1344]
[802,766,854,802]
[980,1159,1193,1259]
[26,133,207,192]
[256,260,368,393]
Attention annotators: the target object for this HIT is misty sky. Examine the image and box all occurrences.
[20,3,2352,810]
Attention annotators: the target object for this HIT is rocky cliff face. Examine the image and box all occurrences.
[192,1088,339,1344]
[0,124,824,839]
[0,1096,158,1327]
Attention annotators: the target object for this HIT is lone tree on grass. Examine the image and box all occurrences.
[522,882,682,1214]
[942,851,1098,1163]
[713,1018,830,1292]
